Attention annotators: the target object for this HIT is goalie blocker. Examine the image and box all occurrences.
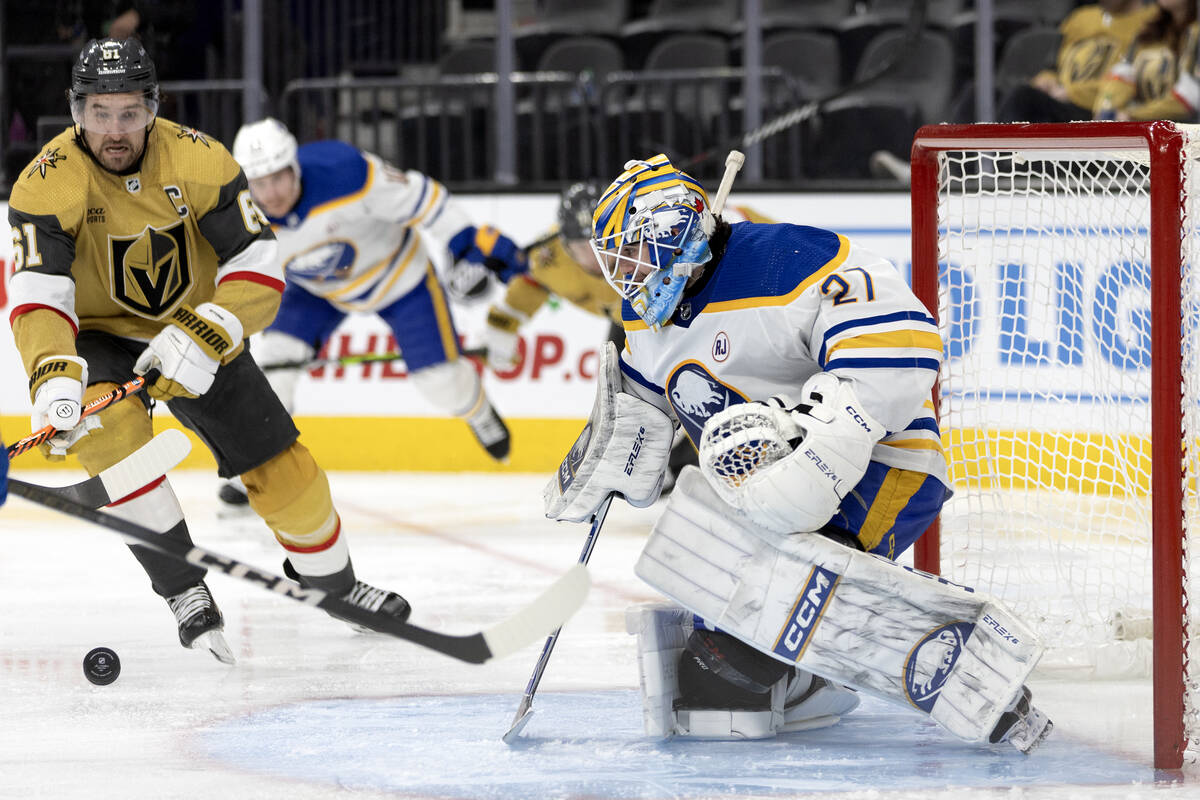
[634,467,1053,753]
[544,341,675,522]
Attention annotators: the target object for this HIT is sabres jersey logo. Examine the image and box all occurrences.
[175,125,211,146]
[666,361,747,446]
[26,147,66,179]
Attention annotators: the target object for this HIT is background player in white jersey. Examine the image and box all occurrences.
[542,154,1052,751]
[219,118,523,505]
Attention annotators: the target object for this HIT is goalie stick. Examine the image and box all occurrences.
[6,375,149,460]
[262,346,487,372]
[502,147,745,742]
[502,493,613,743]
[7,478,591,664]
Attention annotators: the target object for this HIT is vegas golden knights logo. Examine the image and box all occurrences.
[109,221,192,316]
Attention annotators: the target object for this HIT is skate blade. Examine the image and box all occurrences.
[1009,712,1053,754]
[194,630,236,665]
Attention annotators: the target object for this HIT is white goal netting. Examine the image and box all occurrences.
[919,123,1200,766]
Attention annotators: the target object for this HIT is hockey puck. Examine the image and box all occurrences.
[83,647,121,686]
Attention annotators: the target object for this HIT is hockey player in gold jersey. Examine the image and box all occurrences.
[482,181,623,373]
[6,38,411,663]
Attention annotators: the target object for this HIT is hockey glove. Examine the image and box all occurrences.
[699,374,885,534]
[134,302,244,401]
[484,302,527,371]
[28,354,101,458]
[445,225,528,301]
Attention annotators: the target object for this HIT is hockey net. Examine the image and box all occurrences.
[909,121,1200,770]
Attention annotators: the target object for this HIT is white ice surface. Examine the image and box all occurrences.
[0,470,1194,799]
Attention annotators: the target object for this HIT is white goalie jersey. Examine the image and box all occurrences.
[619,221,949,487]
[266,140,473,313]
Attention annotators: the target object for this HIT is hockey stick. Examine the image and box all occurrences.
[262,346,487,372]
[7,477,589,664]
[28,429,192,508]
[502,493,613,743]
[501,149,745,741]
[6,375,150,460]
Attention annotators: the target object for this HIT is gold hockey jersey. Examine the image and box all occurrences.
[1043,3,1158,110]
[7,120,282,375]
[1094,20,1200,121]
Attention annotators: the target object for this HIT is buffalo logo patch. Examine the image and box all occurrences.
[903,621,975,713]
[666,362,746,446]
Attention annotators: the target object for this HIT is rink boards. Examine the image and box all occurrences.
[1,191,1162,477]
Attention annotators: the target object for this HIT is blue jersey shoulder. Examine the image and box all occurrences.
[283,141,369,223]
[701,221,843,306]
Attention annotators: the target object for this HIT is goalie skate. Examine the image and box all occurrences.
[166,581,235,665]
[989,686,1054,754]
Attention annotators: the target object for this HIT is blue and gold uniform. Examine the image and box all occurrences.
[618,221,949,558]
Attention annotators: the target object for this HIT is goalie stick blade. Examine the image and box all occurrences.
[481,564,590,660]
[501,701,534,744]
[6,479,591,665]
[41,429,192,508]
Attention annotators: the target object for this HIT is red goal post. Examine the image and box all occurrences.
[909,121,1196,770]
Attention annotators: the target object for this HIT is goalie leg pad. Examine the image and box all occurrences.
[635,466,1046,746]
[544,341,675,522]
[626,603,693,738]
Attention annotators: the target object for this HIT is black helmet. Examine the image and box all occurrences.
[70,38,158,99]
[558,180,605,241]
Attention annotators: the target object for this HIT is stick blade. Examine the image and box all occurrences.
[482,564,590,660]
[98,429,192,501]
[501,702,535,744]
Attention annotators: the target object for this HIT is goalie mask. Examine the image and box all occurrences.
[591,154,714,330]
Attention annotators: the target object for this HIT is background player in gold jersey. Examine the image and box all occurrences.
[482,180,698,490]
[6,38,411,663]
[482,181,623,373]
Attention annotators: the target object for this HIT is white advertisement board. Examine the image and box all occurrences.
[0,192,916,419]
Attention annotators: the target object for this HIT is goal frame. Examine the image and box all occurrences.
[908,121,1188,770]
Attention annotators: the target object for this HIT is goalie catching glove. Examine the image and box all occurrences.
[134,302,244,400]
[544,340,675,522]
[699,373,885,534]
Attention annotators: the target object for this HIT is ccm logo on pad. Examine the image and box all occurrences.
[772,565,839,661]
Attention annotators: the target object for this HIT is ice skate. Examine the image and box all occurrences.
[284,559,411,633]
[989,686,1053,754]
[165,581,235,665]
[465,399,511,461]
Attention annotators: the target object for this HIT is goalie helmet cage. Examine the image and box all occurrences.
[909,120,1199,770]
